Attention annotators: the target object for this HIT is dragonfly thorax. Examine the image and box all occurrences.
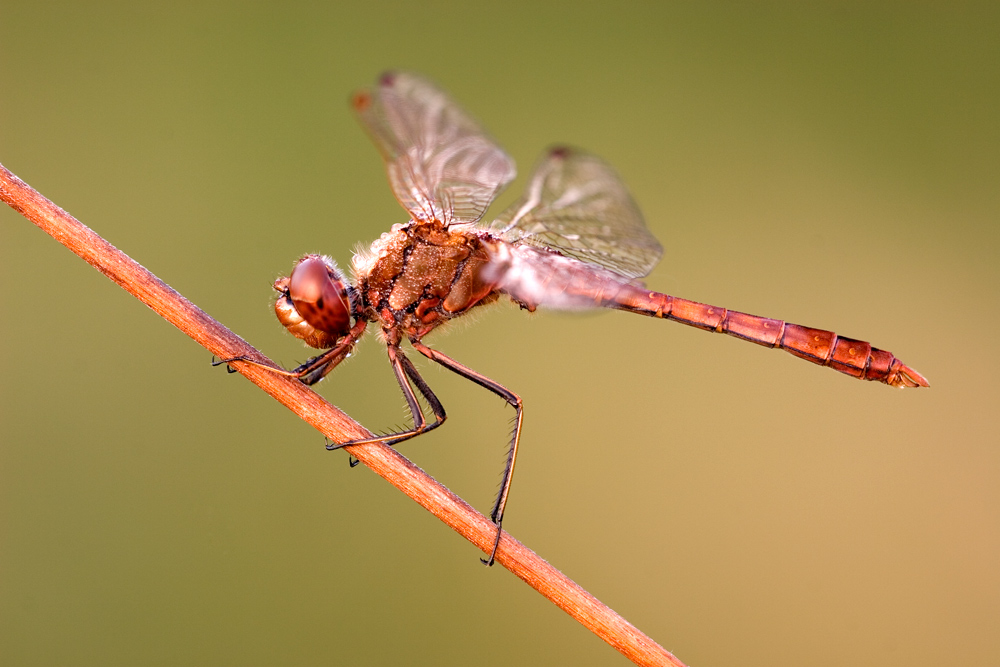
[355,222,500,339]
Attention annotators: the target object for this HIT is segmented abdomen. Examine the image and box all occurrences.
[613,286,928,388]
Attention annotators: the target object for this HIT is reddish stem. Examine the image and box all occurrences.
[0,162,687,667]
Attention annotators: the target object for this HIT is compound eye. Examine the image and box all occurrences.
[287,255,352,340]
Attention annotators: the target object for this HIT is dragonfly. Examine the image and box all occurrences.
[217,71,928,566]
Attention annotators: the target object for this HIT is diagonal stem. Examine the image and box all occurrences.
[0,161,687,667]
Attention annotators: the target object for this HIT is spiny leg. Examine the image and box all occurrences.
[220,344,343,383]
[338,349,448,464]
[212,321,367,462]
[210,347,343,381]
[410,340,523,567]
[211,320,368,386]
[394,350,448,444]
[325,436,360,467]
[325,344,447,454]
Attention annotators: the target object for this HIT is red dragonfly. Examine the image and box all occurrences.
[219,72,928,565]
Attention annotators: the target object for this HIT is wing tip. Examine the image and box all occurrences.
[549,145,572,160]
[379,70,398,87]
[351,90,372,112]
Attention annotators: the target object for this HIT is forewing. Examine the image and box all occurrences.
[352,72,516,225]
[487,147,663,279]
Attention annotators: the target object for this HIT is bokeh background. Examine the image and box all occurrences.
[2,3,998,665]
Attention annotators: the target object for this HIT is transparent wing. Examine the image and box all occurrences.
[486,147,663,279]
[352,71,517,225]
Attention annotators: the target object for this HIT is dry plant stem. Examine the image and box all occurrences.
[1,162,686,667]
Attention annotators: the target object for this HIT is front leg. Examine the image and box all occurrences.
[212,319,368,386]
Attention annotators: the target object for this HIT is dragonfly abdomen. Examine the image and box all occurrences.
[613,285,928,389]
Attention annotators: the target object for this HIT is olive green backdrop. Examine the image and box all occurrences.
[2,3,997,665]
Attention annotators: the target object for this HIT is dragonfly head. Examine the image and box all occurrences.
[273,255,353,349]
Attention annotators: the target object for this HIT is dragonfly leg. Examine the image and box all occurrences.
[325,436,360,467]
[212,320,368,386]
[211,347,343,383]
[325,343,447,452]
[410,340,523,567]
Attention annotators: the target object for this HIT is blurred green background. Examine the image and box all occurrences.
[2,3,997,665]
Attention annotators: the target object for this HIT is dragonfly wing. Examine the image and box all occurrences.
[487,147,663,279]
[353,72,517,225]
